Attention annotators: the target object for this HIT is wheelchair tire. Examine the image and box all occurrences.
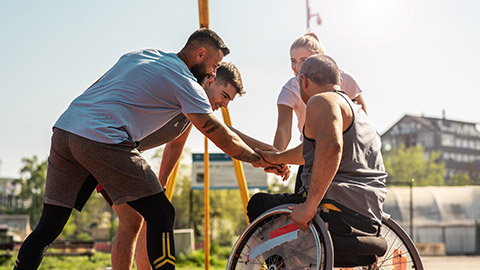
[366,217,424,270]
[227,204,334,270]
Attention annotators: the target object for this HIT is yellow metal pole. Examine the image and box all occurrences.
[221,107,250,223]
[203,137,210,270]
[164,160,180,201]
[198,1,210,269]
[198,0,209,28]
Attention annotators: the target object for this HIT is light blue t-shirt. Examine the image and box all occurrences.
[54,49,212,144]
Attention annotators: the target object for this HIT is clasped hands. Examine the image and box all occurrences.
[251,148,290,181]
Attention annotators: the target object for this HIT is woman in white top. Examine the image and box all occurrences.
[273,32,368,192]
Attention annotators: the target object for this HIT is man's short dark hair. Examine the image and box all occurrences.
[300,55,340,86]
[216,62,245,96]
[185,28,230,56]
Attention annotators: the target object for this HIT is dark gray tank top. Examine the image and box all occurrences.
[300,91,387,224]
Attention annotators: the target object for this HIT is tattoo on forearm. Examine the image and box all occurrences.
[202,119,221,134]
[233,149,261,163]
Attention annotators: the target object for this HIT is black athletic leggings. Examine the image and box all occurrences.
[128,192,176,269]
[14,204,72,269]
[14,192,175,270]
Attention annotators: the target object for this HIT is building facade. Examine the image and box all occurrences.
[381,114,480,179]
[0,178,22,210]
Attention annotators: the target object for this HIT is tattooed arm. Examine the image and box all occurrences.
[187,113,290,179]
[186,113,260,162]
[227,125,278,152]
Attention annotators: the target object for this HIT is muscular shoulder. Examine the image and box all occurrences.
[306,92,342,110]
[304,93,344,140]
[306,92,351,120]
[306,92,352,134]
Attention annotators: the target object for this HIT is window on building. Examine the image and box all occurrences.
[392,126,399,135]
[455,138,461,148]
[452,123,462,133]
[400,121,417,134]
[442,134,455,147]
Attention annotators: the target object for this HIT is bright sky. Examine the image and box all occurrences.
[1,0,479,178]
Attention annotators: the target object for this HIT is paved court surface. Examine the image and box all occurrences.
[422,256,480,269]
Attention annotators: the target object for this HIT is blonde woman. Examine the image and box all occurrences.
[274,32,367,192]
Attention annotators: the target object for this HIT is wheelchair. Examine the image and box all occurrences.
[227,204,423,270]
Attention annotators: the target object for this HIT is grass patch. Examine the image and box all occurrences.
[0,252,112,270]
[0,247,230,270]
[177,245,230,268]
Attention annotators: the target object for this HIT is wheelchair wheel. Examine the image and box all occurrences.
[363,218,423,270]
[227,204,334,270]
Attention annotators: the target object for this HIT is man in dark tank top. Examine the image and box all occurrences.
[250,54,387,240]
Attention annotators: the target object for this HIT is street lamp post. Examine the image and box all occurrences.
[410,178,415,241]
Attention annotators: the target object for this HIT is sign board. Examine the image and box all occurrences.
[192,153,268,189]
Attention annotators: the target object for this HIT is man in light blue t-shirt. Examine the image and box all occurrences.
[110,62,284,270]
[14,29,288,270]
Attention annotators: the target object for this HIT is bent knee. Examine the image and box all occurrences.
[247,193,271,222]
[113,204,144,229]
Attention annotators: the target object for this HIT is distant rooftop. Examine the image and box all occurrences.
[382,113,480,137]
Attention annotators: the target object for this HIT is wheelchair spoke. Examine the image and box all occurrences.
[374,219,420,270]
[233,228,320,268]
[229,206,422,270]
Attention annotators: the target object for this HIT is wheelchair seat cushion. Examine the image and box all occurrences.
[332,235,387,267]
[333,235,387,256]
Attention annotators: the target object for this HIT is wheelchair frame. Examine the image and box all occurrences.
[227,204,423,270]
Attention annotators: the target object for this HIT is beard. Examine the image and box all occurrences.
[190,63,209,83]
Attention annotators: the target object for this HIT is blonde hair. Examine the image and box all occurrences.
[290,32,325,55]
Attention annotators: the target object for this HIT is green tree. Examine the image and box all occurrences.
[447,162,480,185]
[448,172,475,186]
[13,155,114,240]
[268,170,296,194]
[209,189,247,246]
[383,144,445,186]
[59,192,113,241]
[14,156,47,226]
[150,147,200,233]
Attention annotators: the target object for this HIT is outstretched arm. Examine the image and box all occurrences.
[227,125,278,152]
[256,143,304,165]
[273,105,294,151]
[158,125,193,187]
[186,113,278,167]
[225,126,291,180]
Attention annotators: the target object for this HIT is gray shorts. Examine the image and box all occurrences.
[45,128,162,210]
